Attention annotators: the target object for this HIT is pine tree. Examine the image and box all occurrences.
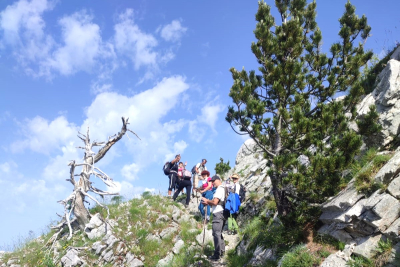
[226,0,372,224]
[215,157,231,175]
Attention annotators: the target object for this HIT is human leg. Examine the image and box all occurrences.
[211,211,225,259]
[183,180,192,205]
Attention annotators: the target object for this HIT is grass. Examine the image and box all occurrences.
[373,239,394,267]
[280,245,321,267]
[347,255,373,267]
[0,193,196,267]
[353,148,393,195]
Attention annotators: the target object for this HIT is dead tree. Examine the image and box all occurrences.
[50,117,139,240]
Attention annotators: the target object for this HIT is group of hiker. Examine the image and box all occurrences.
[163,155,246,261]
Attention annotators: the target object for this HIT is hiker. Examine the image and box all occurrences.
[197,170,213,222]
[173,162,192,207]
[225,173,241,235]
[192,159,207,196]
[177,161,187,193]
[167,154,181,197]
[201,175,229,261]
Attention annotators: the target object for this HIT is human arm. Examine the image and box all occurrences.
[201,197,219,206]
[200,181,212,194]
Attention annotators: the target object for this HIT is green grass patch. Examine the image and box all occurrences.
[280,245,321,267]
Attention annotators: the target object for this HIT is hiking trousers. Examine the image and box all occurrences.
[228,213,239,232]
[168,172,178,191]
[173,179,192,205]
[212,210,228,257]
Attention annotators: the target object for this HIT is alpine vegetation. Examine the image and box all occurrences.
[226,0,373,226]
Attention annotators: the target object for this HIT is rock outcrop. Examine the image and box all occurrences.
[357,46,400,147]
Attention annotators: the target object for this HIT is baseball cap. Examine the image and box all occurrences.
[210,175,221,181]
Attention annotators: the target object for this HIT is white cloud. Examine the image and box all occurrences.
[159,20,187,42]
[114,9,158,70]
[0,0,53,44]
[0,0,55,74]
[121,163,140,181]
[45,11,108,75]
[199,104,225,131]
[107,180,156,199]
[11,116,78,154]
[188,120,205,143]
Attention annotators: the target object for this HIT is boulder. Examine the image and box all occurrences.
[388,175,400,199]
[247,246,275,266]
[321,180,364,213]
[390,46,400,61]
[356,59,400,147]
[353,234,382,258]
[172,240,184,254]
[159,226,178,239]
[156,252,173,267]
[384,217,400,240]
[360,193,400,231]
[61,249,83,267]
[156,215,170,224]
[375,150,400,183]
[195,229,213,246]
[85,213,103,230]
[320,254,348,267]
[128,258,145,267]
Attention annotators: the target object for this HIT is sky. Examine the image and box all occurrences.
[0,0,399,248]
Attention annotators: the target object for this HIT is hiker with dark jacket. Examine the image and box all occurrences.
[167,154,181,197]
[201,175,229,261]
[173,161,192,207]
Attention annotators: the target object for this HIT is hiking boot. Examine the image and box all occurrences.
[208,254,220,261]
[220,251,225,257]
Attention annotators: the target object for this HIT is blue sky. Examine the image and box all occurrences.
[0,0,399,248]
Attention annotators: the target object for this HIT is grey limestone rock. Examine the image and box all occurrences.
[159,226,178,239]
[321,180,364,213]
[61,249,83,267]
[156,252,174,267]
[172,240,184,254]
[195,229,213,246]
[388,174,400,199]
[128,258,145,267]
[248,246,275,266]
[320,254,348,267]
[353,234,382,259]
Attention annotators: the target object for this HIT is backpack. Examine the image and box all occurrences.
[191,165,197,174]
[163,162,171,175]
[182,169,192,179]
[238,184,246,202]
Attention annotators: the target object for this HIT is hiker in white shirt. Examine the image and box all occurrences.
[201,175,229,261]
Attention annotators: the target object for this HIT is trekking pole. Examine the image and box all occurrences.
[201,206,207,253]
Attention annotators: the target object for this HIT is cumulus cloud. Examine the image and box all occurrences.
[114,9,158,70]
[0,2,181,84]
[45,11,106,75]
[11,75,190,185]
[10,116,78,154]
[0,0,55,73]
[199,104,225,131]
[107,180,156,199]
[159,19,187,42]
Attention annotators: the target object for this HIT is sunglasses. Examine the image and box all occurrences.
[232,178,238,180]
